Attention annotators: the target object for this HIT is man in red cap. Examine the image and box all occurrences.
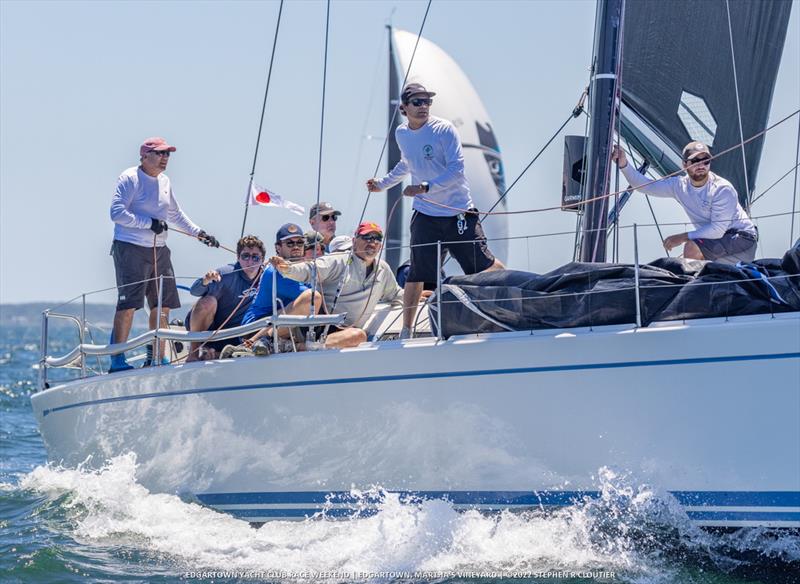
[612,141,757,263]
[271,221,402,349]
[367,83,504,339]
[108,136,219,372]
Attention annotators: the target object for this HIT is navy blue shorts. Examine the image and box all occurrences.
[695,229,757,263]
[408,210,495,283]
[112,240,181,311]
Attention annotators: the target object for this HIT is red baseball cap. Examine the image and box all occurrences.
[140,137,177,157]
[355,221,383,236]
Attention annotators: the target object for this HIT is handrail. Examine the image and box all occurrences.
[44,313,346,368]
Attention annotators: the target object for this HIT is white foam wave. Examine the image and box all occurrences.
[18,456,799,583]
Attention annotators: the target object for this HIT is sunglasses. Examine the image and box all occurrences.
[686,157,711,166]
[281,239,305,248]
[408,98,433,107]
[319,214,338,222]
[358,234,383,243]
[239,252,262,262]
[150,151,171,157]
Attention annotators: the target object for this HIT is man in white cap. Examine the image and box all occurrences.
[612,141,758,263]
[366,82,504,339]
[108,136,219,372]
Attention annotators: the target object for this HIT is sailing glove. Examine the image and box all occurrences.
[150,219,168,234]
[198,230,220,248]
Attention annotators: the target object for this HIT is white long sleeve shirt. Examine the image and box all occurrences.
[110,166,201,247]
[282,252,402,329]
[620,164,755,240]
[373,116,472,217]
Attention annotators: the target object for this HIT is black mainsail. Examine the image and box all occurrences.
[620,0,792,208]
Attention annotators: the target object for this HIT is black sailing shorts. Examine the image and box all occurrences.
[408,209,495,283]
[111,240,181,311]
[695,229,758,264]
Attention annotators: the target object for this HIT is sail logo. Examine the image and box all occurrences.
[423,144,434,159]
[678,91,717,147]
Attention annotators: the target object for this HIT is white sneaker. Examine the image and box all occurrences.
[399,327,413,340]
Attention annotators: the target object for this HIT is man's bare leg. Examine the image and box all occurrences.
[249,289,322,344]
[683,240,705,260]
[485,258,505,271]
[187,296,217,362]
[402,281,425,332]
[148,307,170,360]
[325,328,367,349]
[112,308,135,344]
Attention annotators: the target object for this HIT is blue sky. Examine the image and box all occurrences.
[1,0,798,304]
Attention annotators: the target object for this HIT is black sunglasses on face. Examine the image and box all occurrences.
[239,253,262,262]
[150,151,171,157]
[319,214,338,222]
[686,157,711,166]
[281,239,305,248]
[408,98,433,107]
[358,234,383,243]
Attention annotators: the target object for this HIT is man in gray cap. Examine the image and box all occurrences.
[366,83,504,339]
[308,201,341,250]
[612,141,757,263]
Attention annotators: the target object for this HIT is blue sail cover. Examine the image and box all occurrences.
[620,0,792,205]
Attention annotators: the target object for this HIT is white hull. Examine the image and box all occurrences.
[31,312,800,528]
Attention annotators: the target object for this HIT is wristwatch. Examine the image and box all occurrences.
[420,181,430,193]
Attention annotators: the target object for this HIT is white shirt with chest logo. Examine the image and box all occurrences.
[375,116,473,217]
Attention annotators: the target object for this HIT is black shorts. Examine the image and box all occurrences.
[112,240,181,311]
[408,210,495,283]
[695,229,758,263]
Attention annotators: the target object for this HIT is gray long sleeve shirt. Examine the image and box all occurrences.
[281,252,403,329]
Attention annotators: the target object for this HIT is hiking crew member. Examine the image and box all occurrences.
[366,83,504,339]
[109,136,219,372]
[612,141,758,263]
[271,221,402,349]
[185,235,265,361]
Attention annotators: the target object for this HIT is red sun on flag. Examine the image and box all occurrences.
[255,191,272,204]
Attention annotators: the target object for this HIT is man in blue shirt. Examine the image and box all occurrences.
[185,235,265,361]
[241,223,319,326]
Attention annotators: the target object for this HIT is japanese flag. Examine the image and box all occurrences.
[249,183,305,216]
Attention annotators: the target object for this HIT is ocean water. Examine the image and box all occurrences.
[1,317,799,584]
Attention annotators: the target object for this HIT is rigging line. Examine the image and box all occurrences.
[484,90,587,219]
[325,0,431,325]
[348,30,388,212]
[792,114,800,246]
[725,0,751,208]
[240,0,285,238]
[358,0,432,228]
[623,140,669,257]
[750,161,800,206]
[309,0,331,322]
[417,107,800,218]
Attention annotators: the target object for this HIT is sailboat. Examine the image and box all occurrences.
[31,0,799,529]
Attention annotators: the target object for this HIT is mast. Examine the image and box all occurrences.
[579,0,624,263]
[385,26,404,272]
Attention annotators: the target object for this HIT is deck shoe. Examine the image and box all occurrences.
[108,354,133,373]
[399,327,413,340]
[220,343,254,359]
[143,356,171,367]
[253,338,273,357]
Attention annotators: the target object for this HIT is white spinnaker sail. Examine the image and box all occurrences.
[392,29,508,264]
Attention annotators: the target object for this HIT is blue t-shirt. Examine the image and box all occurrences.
[241,264,309,324]
[188,262,259,329]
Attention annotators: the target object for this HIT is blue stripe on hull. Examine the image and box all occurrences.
[40,351,800,416]
[196,490,800,525]
[195,490,800,508]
